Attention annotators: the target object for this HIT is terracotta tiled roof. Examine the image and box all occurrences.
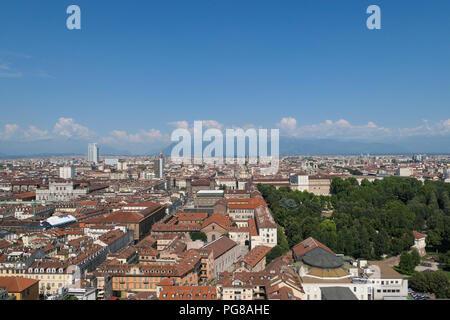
[128,292,158,300]
[201,213,232,231]
[159,286,217,300]
[78,200,98,207]
[175,212,208,222]
[14,192,36,200]
[217,271,270,288]
[202,236,238,259]
[0,276,39,293]
[254,205,276,228]
[136,235,157,248]
[191,179,212,187]
[292,237,334,259]
[226,198,267,210]
[152,223,201,232]
[239,246,272,268]
[413,231,426,239]
[0,239,13,250]
[267,285,300,300]
[248,218,258,237]
[98,229,126,245]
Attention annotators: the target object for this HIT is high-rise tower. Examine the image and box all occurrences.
[88,143,99,164]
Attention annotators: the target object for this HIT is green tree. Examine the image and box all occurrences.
[277,226,290,253]
[374,230,390,258]
[439,250,450,270]
[259,177,450,260]
[190,231,207,242]
[410,271,450,298]
[266,245,284,264]
[318,219,338,251]
[411,248,421,267]
[399,251,415,274]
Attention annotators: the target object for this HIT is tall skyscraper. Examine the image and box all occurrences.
[88,143,99,164]
[154,153,164,179]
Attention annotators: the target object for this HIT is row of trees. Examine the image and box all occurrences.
[259,176,450,260]
[409,271,450,298]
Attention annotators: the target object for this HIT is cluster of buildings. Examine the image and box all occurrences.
[0,148,446,300]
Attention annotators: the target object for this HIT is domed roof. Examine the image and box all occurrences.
[302,247,344,269]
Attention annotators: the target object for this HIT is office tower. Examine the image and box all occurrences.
[59,166,75,179]
[154,153,164,179]
[88,143,99,164]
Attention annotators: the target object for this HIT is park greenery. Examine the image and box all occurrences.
[259,176,450,262]
[409,271,450,298]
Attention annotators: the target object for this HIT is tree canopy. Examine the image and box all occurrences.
[190,231,207,242]
[258,176,450,260]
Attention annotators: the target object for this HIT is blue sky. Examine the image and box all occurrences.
[0,0,449,154]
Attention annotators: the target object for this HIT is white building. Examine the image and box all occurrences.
[215,177,237,190]
[88,143,99,164]
[363,260,408,300]
[67,286,96,300]
[445,168,450,178]
[295,239,407,300]
[396,167,413,177]
[291,175,309,192]
[154,154,164,179]
[59,166,75,179]
[105,159,119,166]
[117,161,128,171]
[444,168,450,182]
[250,206,277,249]
[36,182,88,201]
[411,231,427,256]
[41,215,77,228]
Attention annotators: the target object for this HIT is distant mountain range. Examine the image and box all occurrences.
[1,135,450,159]
[158,136,450,157]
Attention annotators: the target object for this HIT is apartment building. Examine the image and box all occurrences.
[84,202,166,242]
[235,246,272,272]
[226,198,267,225]
[0,276,39,300]
[96,260,201,298]
[202,236,240,277]
[36,181,89,202]
[1,261,80,296]
[250,205,277,249]
[158,285,218,300]
[216,271,270,300]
